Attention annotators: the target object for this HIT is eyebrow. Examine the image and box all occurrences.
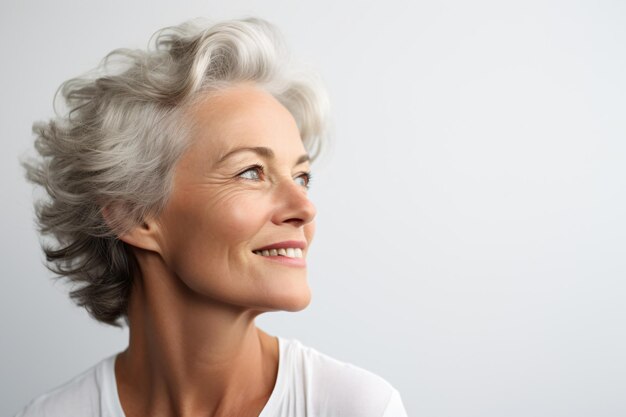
[217,146,310,166]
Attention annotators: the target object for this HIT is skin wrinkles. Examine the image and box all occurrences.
[111,84,317,417]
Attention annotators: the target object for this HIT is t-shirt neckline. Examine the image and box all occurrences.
[102,335,286,417]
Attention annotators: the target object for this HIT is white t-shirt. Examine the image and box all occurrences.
[15,336,408,417]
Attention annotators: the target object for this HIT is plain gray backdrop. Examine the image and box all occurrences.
[2,0,625,416]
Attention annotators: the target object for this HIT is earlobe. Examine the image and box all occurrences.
[101,205,163,254]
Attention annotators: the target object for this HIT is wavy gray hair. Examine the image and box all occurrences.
[22,17,330,327]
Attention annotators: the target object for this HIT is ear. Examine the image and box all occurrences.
[101,204,163,254]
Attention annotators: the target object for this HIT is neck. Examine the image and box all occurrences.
[115,250,279,417]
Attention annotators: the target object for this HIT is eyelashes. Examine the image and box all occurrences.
[236,164,312,189]
[237,164,265,181]
[295,171,312,189]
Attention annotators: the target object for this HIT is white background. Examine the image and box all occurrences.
[2,0,625,416]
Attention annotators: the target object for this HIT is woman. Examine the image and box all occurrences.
[17,17,408,417]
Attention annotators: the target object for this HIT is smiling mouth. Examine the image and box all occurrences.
[252,248,304,259]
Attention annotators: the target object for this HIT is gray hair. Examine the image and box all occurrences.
[22,17,330,327]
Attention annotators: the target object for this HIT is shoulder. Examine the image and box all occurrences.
[13,355,113,417]
[283,338,407,417]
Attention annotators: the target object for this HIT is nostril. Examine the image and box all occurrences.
[283,218,304,227]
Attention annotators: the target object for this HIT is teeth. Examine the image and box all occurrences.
[254,248,304,259]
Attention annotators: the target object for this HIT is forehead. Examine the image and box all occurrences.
[186,84,306,161]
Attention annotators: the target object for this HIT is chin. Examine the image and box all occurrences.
[281,288,312,312]
[262,284,312,313]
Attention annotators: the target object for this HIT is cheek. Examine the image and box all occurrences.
[158,192,272,288]
[165,189,270,247]
[216,194,271,244]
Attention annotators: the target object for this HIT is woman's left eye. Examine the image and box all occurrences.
[294,172,312,189]
[238,165,264,181]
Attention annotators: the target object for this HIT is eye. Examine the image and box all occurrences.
[294,172,312,189]
[237,164,265,181]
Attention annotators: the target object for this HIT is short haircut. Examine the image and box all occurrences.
[22,17,330,326]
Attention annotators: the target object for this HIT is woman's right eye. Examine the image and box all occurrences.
[237,165,265,181]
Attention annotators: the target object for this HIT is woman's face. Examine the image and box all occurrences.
[153,84,316,312]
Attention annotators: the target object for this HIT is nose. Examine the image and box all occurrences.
[272,178,316,227]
